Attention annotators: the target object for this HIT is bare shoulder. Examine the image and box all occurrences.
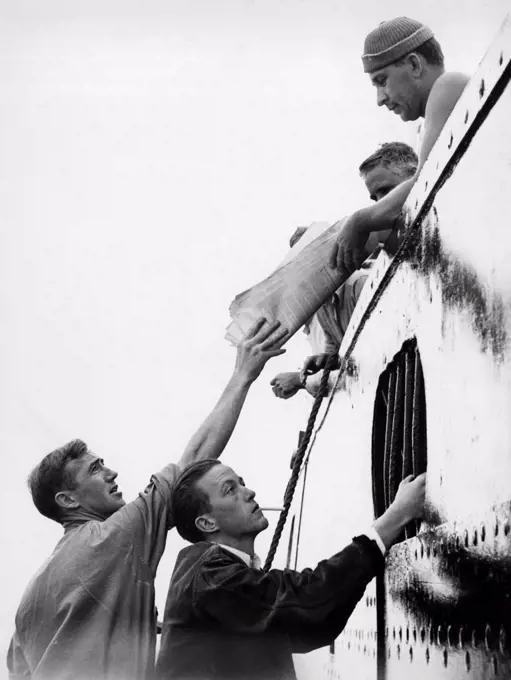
[419,72,471,167]
[426,72,470,116]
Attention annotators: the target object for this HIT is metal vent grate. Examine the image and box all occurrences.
[372,338,427,538]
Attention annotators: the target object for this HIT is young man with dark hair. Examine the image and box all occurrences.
[271,142,418,399]
[156,460,426,680]
[330,17,469,275]
[7,319,288,680]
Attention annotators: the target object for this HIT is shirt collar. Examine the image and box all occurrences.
[219,544,262,570]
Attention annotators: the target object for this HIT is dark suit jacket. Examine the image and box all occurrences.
[156,535,383,680]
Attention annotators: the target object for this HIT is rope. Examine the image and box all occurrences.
[263,353,341,572]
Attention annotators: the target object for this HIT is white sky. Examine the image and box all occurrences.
[0,0,507,666]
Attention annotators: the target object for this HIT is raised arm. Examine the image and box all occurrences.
[178,319,288,468]
[331,71,470,275]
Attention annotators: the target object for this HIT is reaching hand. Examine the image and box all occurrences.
[300,353,340,383]
[270,372,302,399]
[329,213,369,276]
[391,473,427,522]
[235,318,289,384]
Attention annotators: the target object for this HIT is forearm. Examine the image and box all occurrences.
[357,178,414,234]
[178,372,251,468]
[373,503,411,550]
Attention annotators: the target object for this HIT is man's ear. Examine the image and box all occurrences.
[407,53,424,78]
[195,514,218,536]
[55,491,79,511]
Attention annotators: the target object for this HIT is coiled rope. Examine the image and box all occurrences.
[263,353,341,572]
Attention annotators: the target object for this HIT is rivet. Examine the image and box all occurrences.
[499,52,504,66]
[420,628,426,643]
[493,656,498,674]
[481,524,486,542]
[399,626,403,641]
[448,133,454,149]
[397,644,401,659]
[464,110,469,124]
[465,650,471,671]
[464,529,469,548]
[393,627,396,640]
[479,79,485,98]
[406,627,410,643]
[443,648,448,667]
[495,520,499,536]
[421,544,424,558]
[425,647,430,664]
[424,181,428,192]
[413,628,417,643]
[415,549,418,560]
[409,646,413,662]
[504,523,510,536]
[473,528,478,546]
[426,546,430,558]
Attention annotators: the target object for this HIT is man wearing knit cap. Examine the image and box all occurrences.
[330,16,469,274]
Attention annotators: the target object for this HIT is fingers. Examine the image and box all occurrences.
[265,348,287,358]
[250,319,282,345]
[270,377,278,386]
[259,327,289,350]
[401,474,415,484]
[244,317,267,340]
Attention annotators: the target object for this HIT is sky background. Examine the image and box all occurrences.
[0,0,507,668]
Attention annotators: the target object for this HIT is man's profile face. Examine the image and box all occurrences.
[369,59,422,122]
[364,164,408,202]
[63,452,125,519]
[197,464,269,539]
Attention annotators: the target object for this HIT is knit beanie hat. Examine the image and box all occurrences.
[362,17,434,73]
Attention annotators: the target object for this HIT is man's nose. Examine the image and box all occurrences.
[245,487,256,501]
[105,468,117,481]
[376,87,387,107]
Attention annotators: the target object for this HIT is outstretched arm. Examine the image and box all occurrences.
[178,318,288,468]
[331,72,470,274]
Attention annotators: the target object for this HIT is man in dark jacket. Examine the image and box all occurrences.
[156,459,426,679]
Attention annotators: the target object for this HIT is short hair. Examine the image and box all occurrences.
[28,439,89,523]
[397,37,444,69]
[358,142,418,179]
[171,459,222,544]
